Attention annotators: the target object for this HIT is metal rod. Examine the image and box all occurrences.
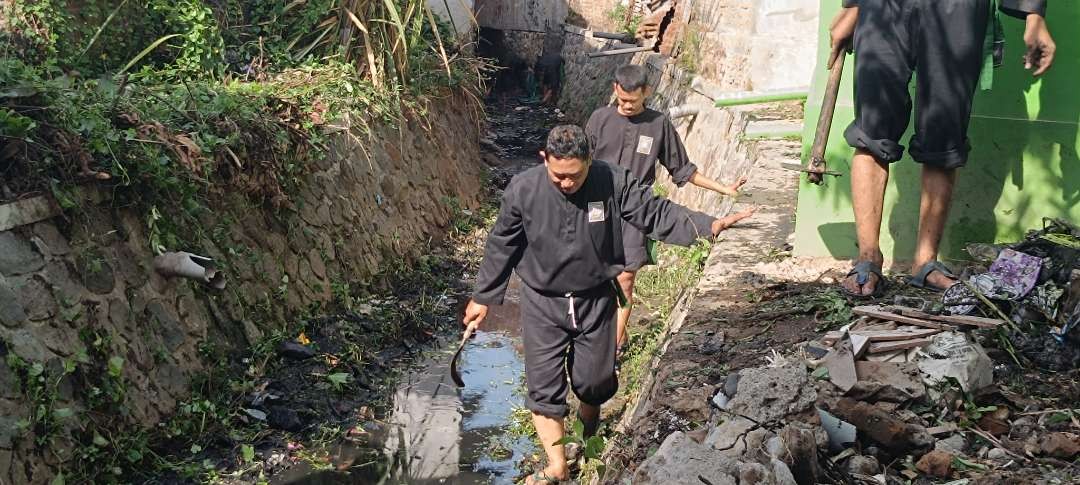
[711,87,810,107]
[591,31,636,42]
[588,45,654,58]
[806,51,846,184]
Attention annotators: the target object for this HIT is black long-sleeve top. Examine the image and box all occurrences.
[472,161,717,305]
[842,0,1046,18]
[586,107,698,188]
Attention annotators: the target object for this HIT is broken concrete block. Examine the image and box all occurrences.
[916,331,994,392]
[846,454,880,476]
[725,363,817,423]
[633,431,738,485]
[773,423,821,485]
[831,398,934,455]
[848,361,927,403]
[915,449,954,478]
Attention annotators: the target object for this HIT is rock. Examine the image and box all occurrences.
[1039,432,1080,459]
[0,231,45,276]
[773,423,821,485]
[75,253,116,295]
[633,432,737,485]
[278,341,316,360]
[267,406,304,432]
[986,448,1009,461]
[31,222,71,256]
[849,361,927,403]
[846,455,880,476]
[831,398,934,455]
[935,434,967,454]
[725,363,817,423]
[0,276,28,328]
[706,417,766,456]
[915,449,954,478]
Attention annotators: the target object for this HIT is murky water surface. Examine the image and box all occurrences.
[276,280,532,484]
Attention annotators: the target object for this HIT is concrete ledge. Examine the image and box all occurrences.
[0,196,61,233]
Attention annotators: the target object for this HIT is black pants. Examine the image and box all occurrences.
[522,283,618,418]
[844,0,990,169]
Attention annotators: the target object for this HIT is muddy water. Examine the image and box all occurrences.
[275,279,534,485]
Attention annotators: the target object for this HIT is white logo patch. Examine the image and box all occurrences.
[588,201,605,222]
[636,135,654,155]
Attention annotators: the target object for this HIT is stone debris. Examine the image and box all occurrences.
[633,431,797,485]
[829,398,934,455]
[915,449,955,478]
[1038,432,1080,459]
[723,362,817,423]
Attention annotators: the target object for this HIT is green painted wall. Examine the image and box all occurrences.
[793,1,1080,263]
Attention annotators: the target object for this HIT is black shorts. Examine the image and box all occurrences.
[843,0,989,169]
[521,283,618,418]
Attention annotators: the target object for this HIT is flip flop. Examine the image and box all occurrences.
[908,261,958,292]
[524,470,566,484]
[842,260,886,298]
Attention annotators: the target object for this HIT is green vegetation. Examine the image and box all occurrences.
[604,4,643,38]
[676,25,703,74]
[1,1,492,483]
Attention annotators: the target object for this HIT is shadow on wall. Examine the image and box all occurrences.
[807,2,1079,262]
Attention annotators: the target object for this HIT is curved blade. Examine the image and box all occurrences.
[450,324,477,387]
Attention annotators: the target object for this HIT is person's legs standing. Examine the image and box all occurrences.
[909,0,989,288]
[567,289,618,437]
[840,0,915,295]
[521,286,573,481]
[616,225,648,348]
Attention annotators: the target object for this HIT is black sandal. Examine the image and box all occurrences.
[908,261,958,292]
[842,260,886,298]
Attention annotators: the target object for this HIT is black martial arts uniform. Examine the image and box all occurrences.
[842,0,1047,169]
[586,106,699,270]
[472,160,716,417]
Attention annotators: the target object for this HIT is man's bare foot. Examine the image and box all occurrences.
[525,464,568,484]
[910,261,958,291]
[841,251,884,297]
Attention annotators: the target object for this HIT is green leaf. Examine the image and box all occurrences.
[572,419,584,438]
[241,444,255,463]
[811,366,830,380]
[326,372,351,388]
[119,34,183,75]
[953,456,988,471]
[108,356,124,378]
[552,436,576,446]
[584,436,605,460]
[190,444,202,454]
[93,433,109,446]
[54,408,75,419]
[50,473,65,485]
[28,363,45,378]
[1047,412,1072,425]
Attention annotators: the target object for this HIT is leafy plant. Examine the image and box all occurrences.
[554,420,608,477]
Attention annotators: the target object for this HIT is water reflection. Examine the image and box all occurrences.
[278,279,532,484]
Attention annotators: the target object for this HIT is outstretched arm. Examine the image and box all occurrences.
[689,172,747,197]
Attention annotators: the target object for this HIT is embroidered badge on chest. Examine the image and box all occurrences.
[636,135,654,155]
[588,201,605,222]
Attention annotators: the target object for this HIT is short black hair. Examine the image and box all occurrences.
[614,64,648,92]
[545,124,591,161]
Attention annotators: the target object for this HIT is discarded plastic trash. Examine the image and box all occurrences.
[153,251,226,290]
[915,332,993,392]
[817,407,856,453]
[943,249,1042,314]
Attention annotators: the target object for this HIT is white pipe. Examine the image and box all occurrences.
[667,105,700,119]
[153,252,226,290]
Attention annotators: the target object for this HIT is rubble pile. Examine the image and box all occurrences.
[635,221,1080,483]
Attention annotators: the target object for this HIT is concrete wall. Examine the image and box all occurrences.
[792,1,1080,263]
[0,96,485,483]
[429,0,476,43]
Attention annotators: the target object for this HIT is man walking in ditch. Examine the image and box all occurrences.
[461,125,752,484]
[831,0,1055,296]
[586,64,748,355]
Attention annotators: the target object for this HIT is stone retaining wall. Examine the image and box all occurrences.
[0,95,485,483]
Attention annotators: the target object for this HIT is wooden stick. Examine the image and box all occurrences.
[852,306,952,329]
[970,426,1028,461]
[868,338,932,354]
[887,305,1003,329]
[959,279,1017,329]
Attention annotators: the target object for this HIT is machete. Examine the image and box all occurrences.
[450,322,478,387]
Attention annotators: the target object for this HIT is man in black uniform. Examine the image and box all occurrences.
[461,125,752,484]
[830,0,1055,296]
[586,64,751,354]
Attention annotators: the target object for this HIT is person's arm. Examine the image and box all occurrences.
[464,184,526,328]
[689,172,747,197]
[617,169,754,245]
[828,4,858,69]
[657,117,699,187]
